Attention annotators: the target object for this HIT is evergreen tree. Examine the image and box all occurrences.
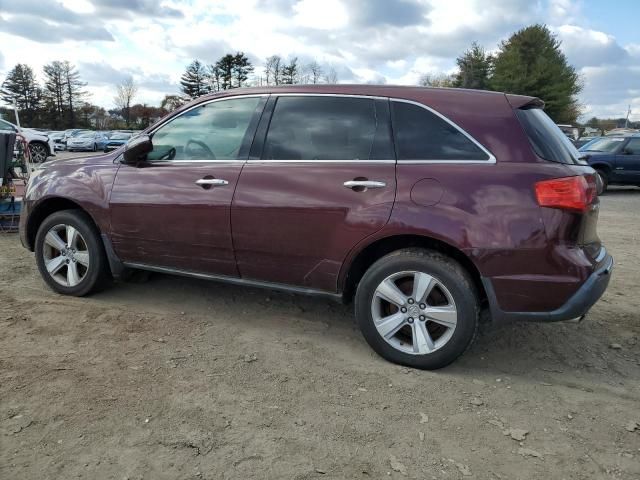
[453,42,493,90]
[180,60,210,99]
[491,24,582,123]
[43,61,67,127]
[1,64,41,126]
[281,57,299,85]
[61,61,86,127]
[215,54,235,90]
[232,52,253,88]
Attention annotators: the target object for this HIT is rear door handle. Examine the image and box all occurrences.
[343,180,386,189]
[195,178,229,187]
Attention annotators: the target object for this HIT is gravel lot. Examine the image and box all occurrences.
[1,180,639,479]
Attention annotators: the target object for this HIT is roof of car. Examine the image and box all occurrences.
[195,84,539,108]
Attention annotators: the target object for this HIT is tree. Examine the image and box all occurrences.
[161,94,186,112]
[61,61,87,127]
[281,57,299,85]
[42,61,67,127]
[264,55,283,86]
[215,54,235,90]
[419,73,456,88]
[453,42,493,90]
[491,24,582,123]
[180,60,210,99]
[232,52,254,88]
[324,67,338,84]
[1,64,41,126]
[304,61,324,84]
[114,77,138,128]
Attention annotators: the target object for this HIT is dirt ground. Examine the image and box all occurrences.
[1,187,639,480]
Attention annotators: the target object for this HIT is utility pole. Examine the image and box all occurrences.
[625,105,631,128]
[12,97,20,127]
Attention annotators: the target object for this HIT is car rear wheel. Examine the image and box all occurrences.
[595,169,609,194]
[35,210,110,296]
[28,142,48,163]
[355,249,479,370]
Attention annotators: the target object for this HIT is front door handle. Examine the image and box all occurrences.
[343,180,386,190]
[195,178,229,188]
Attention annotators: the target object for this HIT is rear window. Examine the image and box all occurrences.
[516,107,581,164]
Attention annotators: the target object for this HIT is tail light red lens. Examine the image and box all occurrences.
[535,175,597,212]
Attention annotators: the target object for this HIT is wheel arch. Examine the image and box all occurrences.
[590,162,612,173]
[26,197,101,251]
[341,234,486,305]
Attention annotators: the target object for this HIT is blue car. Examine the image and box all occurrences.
[579,135,640,192]
[103,132,132,152]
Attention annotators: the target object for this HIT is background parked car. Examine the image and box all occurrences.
[47,131,67,151]
[103,132,132,152]
[67,131,107,152]
[579,134,640,191]
[0,118,56,162]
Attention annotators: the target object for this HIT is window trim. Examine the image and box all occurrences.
[391,99,496,164]
[145,94,269,163]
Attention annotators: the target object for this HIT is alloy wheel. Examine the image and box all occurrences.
[42,224,90,287]
[371,270,457,355]
[29,143,47,162]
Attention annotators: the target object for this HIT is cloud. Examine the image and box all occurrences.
[91,0,184,19]
[0,0,636,120]
[557,25,628,69]
[0,15,113,43]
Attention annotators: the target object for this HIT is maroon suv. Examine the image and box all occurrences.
[19,85,613,369]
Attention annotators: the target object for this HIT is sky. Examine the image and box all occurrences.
[0,0,638,121]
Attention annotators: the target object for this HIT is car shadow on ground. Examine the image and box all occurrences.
[92,270,635,383]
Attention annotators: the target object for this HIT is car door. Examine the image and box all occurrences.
[109,95,266,276]
[231,95,396,292]
[615,138,640,181]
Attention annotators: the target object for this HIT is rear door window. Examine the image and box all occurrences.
[515,107,581,164]
[391,100,491,161]
[262,96,393,160]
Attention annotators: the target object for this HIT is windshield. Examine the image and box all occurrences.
[111,134,131,140]
[515,107,581,164]
[78,133,95,139]
[579,137,625,153]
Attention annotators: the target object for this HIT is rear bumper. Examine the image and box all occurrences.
[483,254,613,322]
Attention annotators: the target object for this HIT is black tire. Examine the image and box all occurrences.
[35,210,111,296]
[93,143,97,152]
[355,249,479,370]
[595,169,609,194]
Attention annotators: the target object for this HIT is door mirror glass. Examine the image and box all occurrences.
[122,134,153,164]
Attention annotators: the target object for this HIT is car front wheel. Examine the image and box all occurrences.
[355,249,479,370]
[28,142,48,162]
[35,210,110,296]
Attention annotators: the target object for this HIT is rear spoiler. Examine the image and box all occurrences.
[505,94,544,109]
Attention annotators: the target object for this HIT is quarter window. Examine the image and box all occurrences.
[147,97,261,161]
[392,101,490,161]
[262,96,391,160]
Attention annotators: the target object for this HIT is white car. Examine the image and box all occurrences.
[0,118,56,162]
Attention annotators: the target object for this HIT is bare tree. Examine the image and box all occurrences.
[114,77,138,128]
[324,66,338,84]
[304,61,324,84]
[264,55,283,86]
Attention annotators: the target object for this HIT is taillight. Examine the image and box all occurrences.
[535,175,597,212]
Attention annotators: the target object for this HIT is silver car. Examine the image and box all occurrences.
[66,132,106,152]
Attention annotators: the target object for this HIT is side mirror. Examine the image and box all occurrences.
[122,134,153,164]
[622,148,634,155]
